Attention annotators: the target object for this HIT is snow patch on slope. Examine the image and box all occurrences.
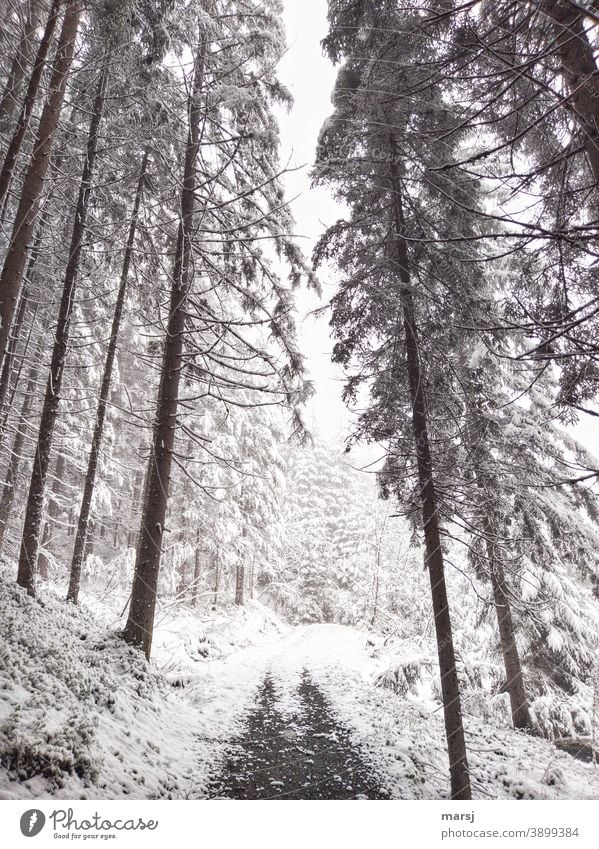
[0,571,283,799]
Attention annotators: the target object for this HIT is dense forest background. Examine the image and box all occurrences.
[1,0,599,802]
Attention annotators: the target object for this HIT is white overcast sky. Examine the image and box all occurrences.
[276,0,351,442]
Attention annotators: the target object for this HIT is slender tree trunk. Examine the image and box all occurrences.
[541,0,599,186]
[37,450,65,578]
[16,60,108,596]
[0,0,61,206]
[464,405,532,731]
[192,528,202,607]
[0,0,81,368]
[0,283,30,443]
[486,539,532,729]
[127,464,143,547]
[112,512,119,548]
[371,572,379,628]
[389,145,471,800]
[0,218,45,448]
[0,350,42,552]
[122,37,206,659]
[235,525,247,605]
[0,0,47,129]
[213,553,220,608]
[235,563,245,606]
[67,150,148,603]
[84,517,94,560]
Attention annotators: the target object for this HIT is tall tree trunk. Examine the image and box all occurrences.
[112,502,121,548]
[541,0,599,185]
[0,0,81,369]
[16,60,108,596]
[0,348,42,552]
[37,450,65,579]
[0,283,30,445]
[192,528,202,607]
[486,539,532,730]
[0,218,45,448]
[464,404,532,731]
[127,464,143,547]
[389,144,471,800]
[0,0,60,205]
[122,37,206,659]
[67,149,148,603]
[0,0,46,128]
[235,563,245,606]
[213,551,220,609]
[371,572,379,628]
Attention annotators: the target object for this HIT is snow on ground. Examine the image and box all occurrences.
[292,626,599,800]
[0,570,284,800]
[0,572,200,800]
[205,622,599,800]
[1,568,599,800]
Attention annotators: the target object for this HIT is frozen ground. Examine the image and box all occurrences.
[1,572,598,800]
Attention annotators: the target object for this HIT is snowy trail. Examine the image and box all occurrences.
[175,620,599,801]
[208,671,388,799]
[178,622,396,797]
[4,582,599,802]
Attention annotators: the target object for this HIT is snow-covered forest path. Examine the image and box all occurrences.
[4,580,599,802]
[161,619,410,798]
[159,614,599,801]
[209,670,387,799]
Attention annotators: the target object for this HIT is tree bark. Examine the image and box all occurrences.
[371,572,379,628]
[0,0,81,368]
[67,149,148,603]
[541,0,599,186]
[0,0,61,206]
[213,552,220,608]
[0,0,47,130]
[0,348,42,552]
[0,283,30,445]
[127,464,143,547]
[235,563,245,606]
[192,527,202,607]
[487,542,532,729]
[389,145,471,800]
[37,450,65,579]
[0,217,46,448]
[464,404,532,731]
[16,60,108,595]
[122,36,206,659]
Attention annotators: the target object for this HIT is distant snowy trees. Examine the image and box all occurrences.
[272,437,408,625]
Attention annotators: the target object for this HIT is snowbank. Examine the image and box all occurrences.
[0,573,281,799]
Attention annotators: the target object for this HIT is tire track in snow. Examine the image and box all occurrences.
[209,670,389,799]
